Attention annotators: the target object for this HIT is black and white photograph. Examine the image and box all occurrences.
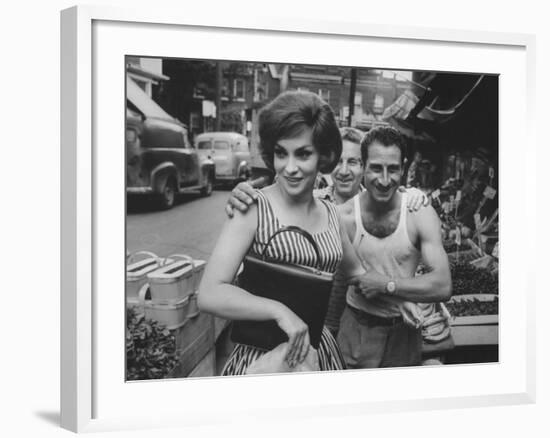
[125,57,499,380]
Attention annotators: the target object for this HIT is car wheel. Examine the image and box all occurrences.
[200,173,213,197]
[158,177,177,209]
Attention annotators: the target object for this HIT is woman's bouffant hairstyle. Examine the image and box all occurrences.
[360,125,408,164]
[258,91,342,174]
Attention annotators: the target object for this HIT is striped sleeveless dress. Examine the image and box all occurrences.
[222,190,346,375]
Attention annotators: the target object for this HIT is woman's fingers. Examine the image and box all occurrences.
[285,328,309,367]
[298,332,311,364]
[275,308,309,367]
[290,332,304,367]
[285,331,299,366]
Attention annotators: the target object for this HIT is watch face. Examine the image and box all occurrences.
[386,281,396,294]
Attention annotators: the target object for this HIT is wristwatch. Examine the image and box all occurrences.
[385,280,397,295]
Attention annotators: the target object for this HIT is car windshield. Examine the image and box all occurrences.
[197,141,212,150]
[214,141,230,150]
[234,141,249,152]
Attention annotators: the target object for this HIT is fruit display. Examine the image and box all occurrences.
[443,241,471,253]
[450,261,498,296]
[412,149,499,328]
[446,296,498,317]
[419,303,451,343]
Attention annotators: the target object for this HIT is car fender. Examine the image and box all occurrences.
[237,160,250,178]
[200,157,215,176]
[151,162,178,192]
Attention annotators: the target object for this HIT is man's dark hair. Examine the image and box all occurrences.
[360,126,407,164]
[258,91,342,173]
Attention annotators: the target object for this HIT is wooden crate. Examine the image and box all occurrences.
[188,348,216,378]
[170,312,215,377]
[448,294,498,346]
[213,316,230,341]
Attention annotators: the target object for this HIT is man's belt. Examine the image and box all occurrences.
[348,305,403,327]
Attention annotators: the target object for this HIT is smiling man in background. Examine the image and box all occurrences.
[312,127,366,205]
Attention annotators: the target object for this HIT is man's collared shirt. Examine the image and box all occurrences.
[314,184,365,204]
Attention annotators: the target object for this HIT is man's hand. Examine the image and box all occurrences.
[399,186,429,212]
[399,301,423,329]
[225,178,263,218]
[348,271,389,300]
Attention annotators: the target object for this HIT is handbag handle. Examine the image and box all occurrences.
[260,225,322,269]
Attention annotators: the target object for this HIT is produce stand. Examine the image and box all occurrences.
[441,247,499,364]
[168,311,215,378]
[126,251,223,379]
[447,294,498,346]
[410,134,499,364]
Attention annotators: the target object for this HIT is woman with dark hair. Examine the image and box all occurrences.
[198,91,366,375]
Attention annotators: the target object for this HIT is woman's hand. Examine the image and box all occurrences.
[399,301,423,329]
[274,305,310,368]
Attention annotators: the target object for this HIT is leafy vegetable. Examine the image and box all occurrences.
[126,307,179,380]
[446,296,498,317]
[450,261,498,296]
[443,241,471,253]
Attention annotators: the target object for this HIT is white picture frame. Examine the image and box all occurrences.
[60,5,536,433]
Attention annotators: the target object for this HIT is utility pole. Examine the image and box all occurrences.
[347,68,357,127]
[215,62,222,131]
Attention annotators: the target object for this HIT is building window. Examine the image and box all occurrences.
[374,94,385,113]
[133,79,147,93]
[318,89,330,102]
[354,92,363,115]
[126,128,137,144]
[189,112,201,132]
[221,78,230,100]
[234,79,245,100]
[193,85,206,99]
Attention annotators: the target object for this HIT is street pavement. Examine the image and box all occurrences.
[126,190,229,262]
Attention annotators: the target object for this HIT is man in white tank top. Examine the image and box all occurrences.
[335,126,452,368]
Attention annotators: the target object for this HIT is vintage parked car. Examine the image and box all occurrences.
[126,108,215,209]
[195,132,251,185]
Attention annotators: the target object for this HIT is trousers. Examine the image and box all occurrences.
[337,305,422,368]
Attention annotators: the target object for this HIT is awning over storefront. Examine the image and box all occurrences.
[382,89,419,121]
[126,77,174,120]
[381,73,497,151]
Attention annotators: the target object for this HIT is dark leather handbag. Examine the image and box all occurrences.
[231,226,334,351]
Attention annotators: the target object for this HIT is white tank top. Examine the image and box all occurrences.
[346,192,421,317]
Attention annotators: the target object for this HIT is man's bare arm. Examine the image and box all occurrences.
[390,206,452,302]
[349,205,451,303]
